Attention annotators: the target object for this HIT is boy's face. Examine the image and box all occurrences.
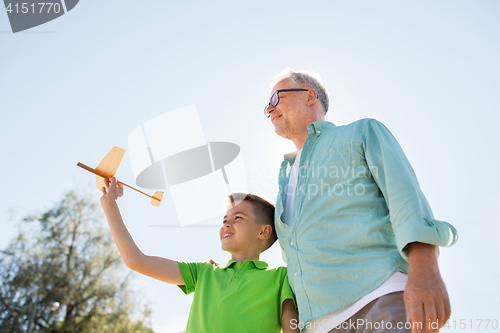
[220,201,265,253]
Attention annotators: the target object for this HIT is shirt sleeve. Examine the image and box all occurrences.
[177,261,204,295]
[278,267,296,320]
[363,119,458,260]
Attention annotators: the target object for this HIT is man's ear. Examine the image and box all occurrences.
[258,225,272,240]
[306,88,318,107]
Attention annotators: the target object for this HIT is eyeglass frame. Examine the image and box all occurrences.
[263,88,310,118]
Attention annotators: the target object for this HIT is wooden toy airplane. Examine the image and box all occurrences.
[77,146,163,206]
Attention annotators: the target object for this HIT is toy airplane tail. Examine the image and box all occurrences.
[151,191,163,207]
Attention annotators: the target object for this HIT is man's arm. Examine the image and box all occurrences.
[405,242,451,333]
[363,119,458,256]
[362,120,456,333]
[281,299,300,333]
[101,177,184,285]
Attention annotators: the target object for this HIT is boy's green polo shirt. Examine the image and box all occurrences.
[177,260,295,333]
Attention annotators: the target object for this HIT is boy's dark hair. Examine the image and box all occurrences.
[227,192,277,252]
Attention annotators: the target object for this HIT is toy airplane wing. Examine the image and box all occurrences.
[77,146,163,206]
[94,146,126,191]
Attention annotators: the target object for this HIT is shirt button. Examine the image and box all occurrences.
[294,272,298,277]
[290,241,294,246]
[318,130,321,134]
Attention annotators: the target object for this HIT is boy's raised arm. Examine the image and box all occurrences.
[100,177,184,286]
[281,299,300,333]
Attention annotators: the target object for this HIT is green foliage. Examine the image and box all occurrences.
[0,191,154,333]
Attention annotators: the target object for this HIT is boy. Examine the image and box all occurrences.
[100,177,299,333]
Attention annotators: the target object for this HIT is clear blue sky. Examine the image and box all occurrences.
[1,1,499,332]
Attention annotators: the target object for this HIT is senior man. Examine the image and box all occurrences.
[265,69,458,333]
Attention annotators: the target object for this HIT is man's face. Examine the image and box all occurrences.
[267,78,311,140]
[220,201,263,253]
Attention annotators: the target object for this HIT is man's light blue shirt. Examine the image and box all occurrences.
[275,119,458,323]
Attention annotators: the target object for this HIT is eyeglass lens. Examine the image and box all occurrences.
[270,91,279,107]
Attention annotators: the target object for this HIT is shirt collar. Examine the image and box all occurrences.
[284,121,336,163]
[307,120,336,136]
[284,151,298,164]
[223,260,269,270]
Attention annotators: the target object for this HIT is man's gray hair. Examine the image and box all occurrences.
[271,69,330,113]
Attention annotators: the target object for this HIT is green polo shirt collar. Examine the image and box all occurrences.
[222,259,269,270]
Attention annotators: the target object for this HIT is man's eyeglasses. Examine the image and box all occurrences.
[263,89,309,118]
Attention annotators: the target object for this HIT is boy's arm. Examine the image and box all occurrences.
[101,177,184,285]
[281,299,299,333]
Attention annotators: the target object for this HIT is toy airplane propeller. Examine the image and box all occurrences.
[77,146,163,206]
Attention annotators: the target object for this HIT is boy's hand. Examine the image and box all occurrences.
[101,177,124,205]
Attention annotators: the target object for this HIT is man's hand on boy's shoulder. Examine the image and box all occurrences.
[209,259,222,267]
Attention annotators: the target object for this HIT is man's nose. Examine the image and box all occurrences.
[266,105,276,117]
